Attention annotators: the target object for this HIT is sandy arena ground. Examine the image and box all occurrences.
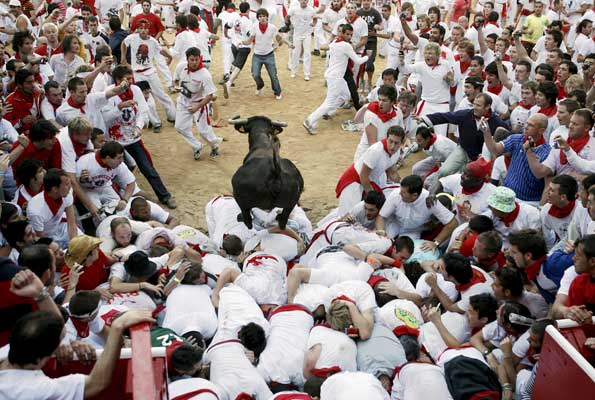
[139,36,421,230]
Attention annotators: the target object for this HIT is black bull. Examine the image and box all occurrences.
[229,116,304,230]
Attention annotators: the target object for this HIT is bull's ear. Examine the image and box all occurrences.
[235,125,248,133]
[273,126,284,135]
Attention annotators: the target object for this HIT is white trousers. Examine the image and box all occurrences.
[416,100,449,136]
[86,186,121,209]
[221,40,233,76]
[155,53,173,87]
[290,34,311,76]
[146,93,161,126]
[134,71,176,120]
[412,156,439,178]
[175,102,221,152]
[306,78,350,127]
[337,182,363,216]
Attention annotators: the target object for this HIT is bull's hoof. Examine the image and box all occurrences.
[237,213,244,222]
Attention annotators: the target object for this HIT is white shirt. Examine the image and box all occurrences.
[309,251,374,286]
[323,280,377,313]
[440,174,496,223]
[252,22,278,55]
[49,54,85,86]
[235,251,287,305]
[332,17,368,53]
[289,5,316,37]
[307,325,358,373]
[325,39,369,79]
[543,136,595,176]
[402,61,451,104]
[56,92,109,134]
[172,29,211,61]
[95,0,123,23]
[168,378,222,400]
[162,284,218,339]
[380,188,455,238]
[123,34,162,74]
[484,203,542,248]
[359,108,404,148]
[231,14,253,48]
[572,33,595,64]
[509,104,534,132]
[540,202,577,246]
[456,266,494,311]
[56,127,93,174]
[0,369,85,400]
[27,190,74,237]
[392,361,453,400]
[119,197,169,224]
[76,152,135,191]
[40,97,61,121]
[355,140,402,187]
[102,84,149,146]
[174,62,217,107]
[321,371,390,400]
[422,134,458,162]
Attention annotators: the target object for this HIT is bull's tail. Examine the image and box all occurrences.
[272,146,282,179]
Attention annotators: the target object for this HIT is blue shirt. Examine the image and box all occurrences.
[502,134,551,201]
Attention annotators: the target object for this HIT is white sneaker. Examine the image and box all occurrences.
[304,76,310,81]
[302,119,317,135]
[290,73,296,78]
[276,93,283,100]
[255,89,261,96]
[223,82,230,99]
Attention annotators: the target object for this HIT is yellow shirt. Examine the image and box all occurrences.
[522,14,549,44]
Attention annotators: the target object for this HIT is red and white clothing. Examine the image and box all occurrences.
[288,5,317,77]
[308,250,375,287]
[173,61,220,153]
[320,371,390,400]
[14,185,38,210]
[49,53,85,86]
[543,135,595,177]
[331,16,368,55]
[572,33,595,65]
[391,361,453,400]
[354,105,403,162]
[323,280,377,314]
[56,92,110,133]
[102,85,149,146]
[4,88,42,135]
[337,140,402,215]
[27,190,76,247]
[163,284,218,340]
[75,152,135,209]
[63,304,128,348]
[540,201,578,247]
[205,195,255,247]
[211,285,270,344]
[172,28,212,64]
[55,127,93,174]
[168,378,223,400]
[509,102,535,132]
[380,188,455,239]
[204,339,273,400]
[307,325,357,376]
[455,266,494,311]
[235,251,287,305]
[484,202,542,248]
[0,369,85,400]
[258,304,314,387]
[439,174,496,223]
[252,22,279,55]
[120,197,170,224]
[435,346,486,369]
[412,134,458,178]
[420,311,471,361]
[199,253,242,289]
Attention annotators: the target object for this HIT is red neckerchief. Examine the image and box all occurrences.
[460,60,471,73]
[455,268,486,292]
[538,104,557,117]
[190,27,200,33]
[226,8,234,12]
[502,54,511,62]
[393,325,420,338]
[523,135,545,147]
[424,133,437,150]
[459,232,478,257]
[548,199,576,218]
[95,151,111,170]
[381,138,391,155]
[500,202,520,227]
[474,109,492,121]
[258,23,268,33]
[186,57,204,72]
[367,101,397,122]
[478,251,507,269]
[560,134,590,164]
[310,366,341,378]
[332,295,356,304]
[175,27,187,35]
[72,140,88,158]
[524,255,547,281]
[421,26,431,33]
[118,87,134,102]
[346,15,359,24]
[462,182,484,195]
[67,96,85,113]
[71,319,90,338]
[240,12,249,17]
[44,191,63,216]
[518,101,532,109]
[486,84,503,95]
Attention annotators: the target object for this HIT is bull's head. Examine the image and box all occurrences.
[228,115,287,135]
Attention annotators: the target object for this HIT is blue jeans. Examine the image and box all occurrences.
[125,140,171,202]
[251,52,282,95]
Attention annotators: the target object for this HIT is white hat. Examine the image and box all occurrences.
[8,0,22,7]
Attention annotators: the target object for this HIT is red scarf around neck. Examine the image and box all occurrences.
[538,104,557,117]
[258,23,268,33]
[462,182,484,195]
[524,255,547,281]
[381,138,391,155]
[486,84,503,95]
[523,135,545,147]
[424,133,437,150]
[474,109,492,121]
[346,15,359,24]
[518,101,532,110]
[500,202,520,227]
[72,140,88,158]
[67,96,85,113]
[367,101,397,122]
[455,268,486,292]
[460,60,471,73]
[560,134,590,164]
[44,191,64,216]
[186,56,204,72]
[95,151,111,170]
[71,319,90,338]
[504,155,511,168]
[548,199,576,218]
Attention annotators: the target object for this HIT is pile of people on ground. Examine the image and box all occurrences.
[0,0,595,399]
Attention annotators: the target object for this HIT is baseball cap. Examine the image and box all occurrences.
[487,186,517,213]
[124,251,157,278]
[65,235,102,267]
[466,157,493,181]
[8,0,21,7]
[465,76,484,88]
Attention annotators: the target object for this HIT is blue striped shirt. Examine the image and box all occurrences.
[502,134,551,201]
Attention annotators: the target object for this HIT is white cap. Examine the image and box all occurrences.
[8,0,21,7]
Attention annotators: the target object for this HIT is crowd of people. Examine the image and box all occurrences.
[0,0,594,399]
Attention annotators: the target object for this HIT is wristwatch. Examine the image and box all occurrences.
[34,286,50,302]
[433,240,440,247]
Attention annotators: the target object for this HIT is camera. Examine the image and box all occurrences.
[583,63,592,71]
[77,15,84,20]
[513,30,522,38]
[400,12,408,20]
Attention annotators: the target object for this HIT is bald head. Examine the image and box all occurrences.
[530,114,548,131]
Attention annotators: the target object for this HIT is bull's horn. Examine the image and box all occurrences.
[271,120,288,127]
[228,117,248,125]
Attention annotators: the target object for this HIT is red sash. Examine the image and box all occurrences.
[560,134,590,164]
[335,165,382,198]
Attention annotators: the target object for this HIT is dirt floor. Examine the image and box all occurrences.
[140,39,421,230]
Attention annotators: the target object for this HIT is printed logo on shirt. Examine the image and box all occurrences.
[394,308,419,329]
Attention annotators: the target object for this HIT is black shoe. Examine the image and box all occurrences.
[153,125,162,133]
[311,49,320,56]
[167,117,175,123]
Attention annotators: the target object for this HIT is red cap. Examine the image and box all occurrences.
[367,275,389,288]
[467,157,493,181]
